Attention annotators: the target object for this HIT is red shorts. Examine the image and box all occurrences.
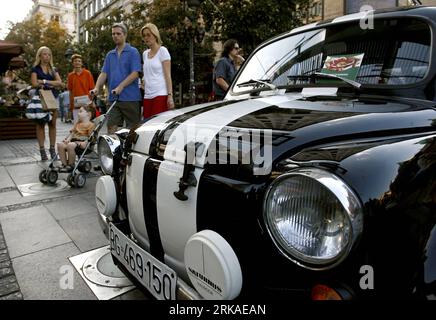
[143,96,168,119]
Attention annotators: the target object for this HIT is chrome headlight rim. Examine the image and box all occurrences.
[263,168,363,270]
[97,135,121,175]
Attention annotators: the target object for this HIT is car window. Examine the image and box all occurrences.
[232,18,431,94]
[233,29,327,93]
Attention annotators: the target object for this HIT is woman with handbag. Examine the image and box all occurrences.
[31,46,63,161]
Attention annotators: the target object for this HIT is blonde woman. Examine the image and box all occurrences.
[31,46,63,160]
[141,23,174,118]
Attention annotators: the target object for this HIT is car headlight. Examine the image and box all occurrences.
[263,168,363,270]
[97,135,121,175]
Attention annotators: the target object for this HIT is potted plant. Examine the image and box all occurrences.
[0,82,36,140]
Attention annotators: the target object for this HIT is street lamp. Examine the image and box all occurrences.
[181,0,206,105]
[64,48,74,60]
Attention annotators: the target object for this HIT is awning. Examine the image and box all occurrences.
[0,40,24,73]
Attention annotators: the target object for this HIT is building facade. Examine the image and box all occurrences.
[27,0,77,40]
[23,1,436,43]
[312,0,436,21]
[25,0,148,42]
[77,0,148,42]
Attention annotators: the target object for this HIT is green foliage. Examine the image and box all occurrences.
[133,0,214,94]
[202,0,314,54]
[79,0,215,104]
[0,81,5,95]
[0,105,21,118]
[3,0,314,99]
[5,13,73,83]
[79,0,315,104]
[74,8,124,76]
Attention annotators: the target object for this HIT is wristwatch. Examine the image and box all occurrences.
[43,79,47,85]
[168,92,173,96]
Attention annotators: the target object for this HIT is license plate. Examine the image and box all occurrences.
[109,223,177,300]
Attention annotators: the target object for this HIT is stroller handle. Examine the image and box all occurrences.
[89,90,119,100]
[105,96,119,116]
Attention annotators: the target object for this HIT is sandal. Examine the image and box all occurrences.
[39,148,48,161]
[49,146,56,160]
[60,165,73,173]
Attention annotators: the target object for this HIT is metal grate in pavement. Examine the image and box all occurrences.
[69,246,135,300]
[17,180,70,197]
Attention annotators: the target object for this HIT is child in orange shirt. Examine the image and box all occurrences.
[57,104,96,171]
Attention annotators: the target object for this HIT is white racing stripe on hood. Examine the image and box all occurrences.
[156,94,301,278]
[134,102,218,155]
[163,95,294,165]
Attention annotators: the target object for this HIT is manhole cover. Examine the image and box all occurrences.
[69,246,135,300]
[18,181,70,197]
[82,246,132,288]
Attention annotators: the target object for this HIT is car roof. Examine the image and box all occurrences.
[235,6,436,100]
[288,6,436,35]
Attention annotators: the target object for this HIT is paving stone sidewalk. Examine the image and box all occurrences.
[0,223,22,300]
[0,120,84,300]
[0,119,109,300]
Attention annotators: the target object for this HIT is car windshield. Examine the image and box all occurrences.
[232,17,431,94]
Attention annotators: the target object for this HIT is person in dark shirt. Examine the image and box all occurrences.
[31,46,63,161]
[213,39,243,101]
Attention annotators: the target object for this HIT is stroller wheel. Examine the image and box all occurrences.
[39,170,48,184]
[67,173,75,187]
[47,170,58,185]
[74,173,86,188]
[78,160,92,173]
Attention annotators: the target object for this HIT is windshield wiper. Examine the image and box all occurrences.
[260,29,325,79]
[287,73,362,89]
[237,79,277,91]
[314,72,362,89]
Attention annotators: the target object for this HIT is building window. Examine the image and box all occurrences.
[345,0,397,14]
[51,15,60,22]
[310,1,322,18]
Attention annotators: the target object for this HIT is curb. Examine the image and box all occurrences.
[0,224,23,300]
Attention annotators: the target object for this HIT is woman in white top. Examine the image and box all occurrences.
[141,23,175,119]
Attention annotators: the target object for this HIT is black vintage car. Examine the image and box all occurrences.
[95,6,436,300]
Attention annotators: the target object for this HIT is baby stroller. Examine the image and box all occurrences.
[38,98,118,188]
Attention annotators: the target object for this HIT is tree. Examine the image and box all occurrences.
[41,19,73,80]
[202,0,315,54]
[5,13,73,82]
[128,0,214,102]
[79,0,215,105]
[74,8,124,77]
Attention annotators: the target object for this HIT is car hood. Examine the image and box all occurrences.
[132,94,436,175]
